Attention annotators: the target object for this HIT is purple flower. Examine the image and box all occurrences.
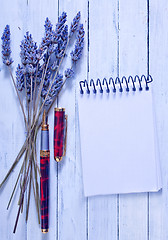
[36,47,44,60]
[35,64,43,84]
[69,11,81,38]
[50,61,58,71]
[55,12,67,37]
[16,64,24,91]
[41,14,67,60]
[2,12,85,107]
[20,32,38,70]
[1,25,13,66]
[41,74,63,106]
[41,17,54,49]
[55,25,68,59]
[64,68,74,79]
[18,32,42,100]
[41,70,52,98]
[50,74,63,95]
[16,66,34,101]
[70,24,85,62]
[52,12,67,47]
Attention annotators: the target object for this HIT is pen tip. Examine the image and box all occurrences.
[42,109,49,130]
[42,110,46,126]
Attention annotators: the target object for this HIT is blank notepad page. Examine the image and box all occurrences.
[78,79,162,196]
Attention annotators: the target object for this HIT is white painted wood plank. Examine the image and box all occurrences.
[26,0,59,239]
[149,0,168,239]
[119,0,148,239]
[88,0,118,239]
[58,1,88,239]
[0,0,27,239]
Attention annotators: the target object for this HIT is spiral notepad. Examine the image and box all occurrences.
[78,75,162,196]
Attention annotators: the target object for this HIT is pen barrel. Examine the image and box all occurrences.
[40,150,50,233]
[54,108,65,161]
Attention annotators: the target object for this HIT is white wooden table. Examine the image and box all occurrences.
[0,0,167,239]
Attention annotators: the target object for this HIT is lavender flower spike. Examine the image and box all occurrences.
[55,24,68,59]
[16,64,24,91]
[69,11,81,38]
[20,32,38,72]
[71,24,85,62]
[53,12,67,44]
[41,17,54,49]
[65,68,74,79]
[1,25,13,66]
[41,74,63,106]
[55,12,67,36]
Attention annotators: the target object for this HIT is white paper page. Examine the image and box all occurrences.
[78,81,162,196]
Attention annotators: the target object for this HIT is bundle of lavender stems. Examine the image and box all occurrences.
[0,12,84,233]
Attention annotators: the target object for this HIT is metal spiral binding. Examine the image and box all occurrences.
[79,75,153,94]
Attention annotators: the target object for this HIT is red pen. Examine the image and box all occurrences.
[40,110,50,233]
[54,108,67,162]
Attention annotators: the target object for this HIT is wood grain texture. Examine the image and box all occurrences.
[88,0,118,239]
[0,0,166,239]
[0,0,27,239]
[119,0,148,239]
[149,0,168,239]
[57,1,88,239]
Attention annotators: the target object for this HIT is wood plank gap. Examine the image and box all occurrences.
[147,193,149,240]
[117,0,120,77]
[117,1,120,238]
[57,1,59,238]
[56,96,59,240]
[147,0,150,75]
[147,2,150,240]
[87,197,89,240]
[117,195,120,240]
[58,0,59,20]
[87,3,89,240]
[25,184,28,240]
[87,0,90,75]
[57,163,59,240]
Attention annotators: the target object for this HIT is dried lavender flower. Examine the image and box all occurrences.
[35,64,43,84]
[20,32,38,70]
[55,12,67,37]
[69,11,81,38]
[1,25,13,66]
[55,24,68,59]
[50,74,63,96]
[42,74,63,106]
[16,64,24,91]
[19,32,41,100]
[48,43,55,55]
[64,68,74,79]
[41,17,54,49]
[50,61,58,71]
[71,24,85,62]
[41,70,52,97]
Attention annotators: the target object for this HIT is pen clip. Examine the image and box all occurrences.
[63,115,68,157]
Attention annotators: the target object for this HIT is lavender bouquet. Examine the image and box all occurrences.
[0,12,84,233]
